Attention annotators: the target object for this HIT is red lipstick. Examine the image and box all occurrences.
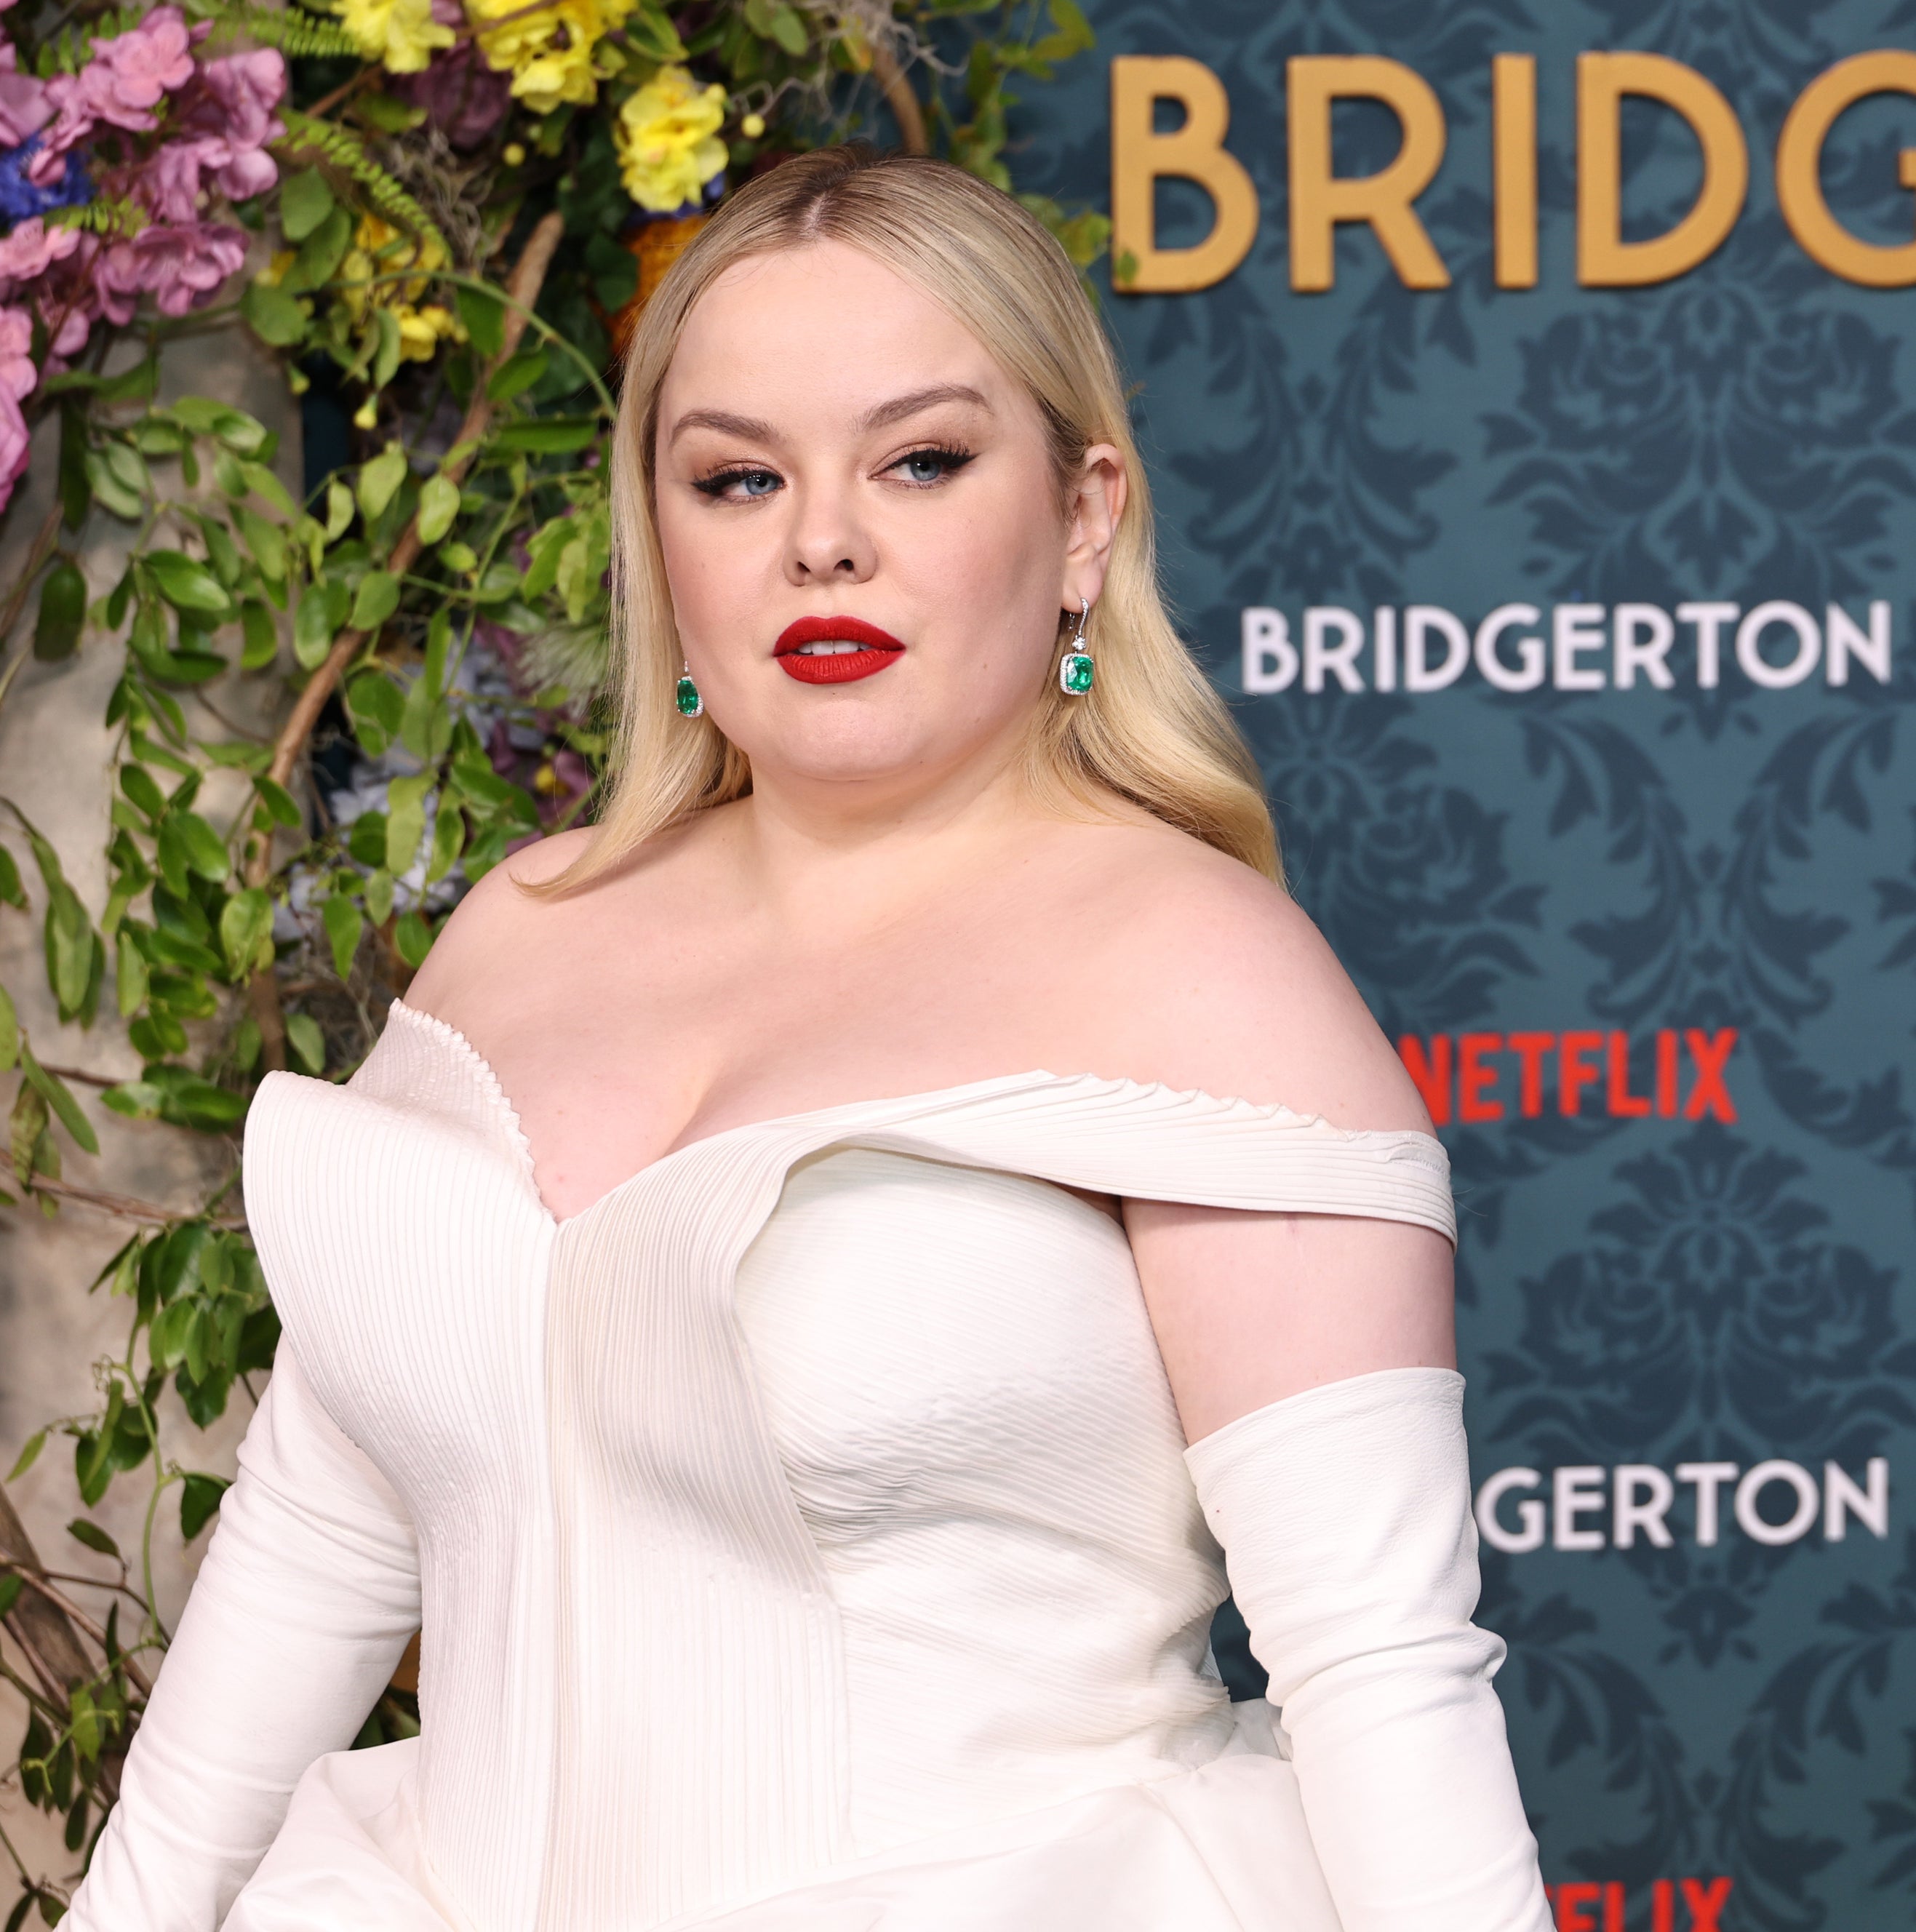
[773,615,905,684]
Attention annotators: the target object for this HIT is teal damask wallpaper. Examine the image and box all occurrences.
[1022,4,1916,1925]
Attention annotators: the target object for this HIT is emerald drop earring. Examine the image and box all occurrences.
[1059,596,1094,695]
[675,660,703,718]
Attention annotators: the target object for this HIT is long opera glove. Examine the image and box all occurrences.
[67,1349,420,1931]
[1184,1366,1551,1932]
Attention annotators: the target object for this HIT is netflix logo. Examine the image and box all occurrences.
[1396,1028,1737,1125]
[1546,1878,1733,1931]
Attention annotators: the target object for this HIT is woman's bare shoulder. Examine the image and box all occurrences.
[401,829,599,1015]
[1072,824,1431,1134]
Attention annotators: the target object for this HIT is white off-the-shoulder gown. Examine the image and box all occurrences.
[68,998,1538,1932]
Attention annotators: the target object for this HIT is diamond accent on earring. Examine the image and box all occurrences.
[676,675,703,717]
[1060,651,1094,695]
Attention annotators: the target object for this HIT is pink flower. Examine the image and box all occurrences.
[134,48,285,218]
[0,303,36,404]
[0,384,31,516]
[0,42,51,147]
[31,5,202,182]
[0,216,82,299]
[96,220,244,322]
[196,49,284,150]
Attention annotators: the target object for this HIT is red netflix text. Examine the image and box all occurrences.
[1545,1877,1733,1931]
[1396,1029,1737,1126]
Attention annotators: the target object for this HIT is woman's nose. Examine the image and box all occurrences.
[784,482,877,586]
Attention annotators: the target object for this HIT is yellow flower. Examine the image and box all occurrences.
[258,250,298,288]
[466,0,631,116]
[615,66,727,213]
[394,304,465,362]
[335,0,455,73]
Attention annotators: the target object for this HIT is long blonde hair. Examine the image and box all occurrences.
[559,145,1280,888]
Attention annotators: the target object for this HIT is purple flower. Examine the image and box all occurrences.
[95,220,244,322]
[33,5,204,183]
[0,215,82,298]
[0,41,51,148]
[143,48,284,212]
[0,303,35,515]
[0,134,91,223]
[391,2,510,151]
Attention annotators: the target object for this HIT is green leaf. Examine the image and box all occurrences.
[255,776,301,829]
[372,306,404,392]
[234,506,287,583]
[0,982,15,1071]
[425,797,463,883]
[0,845,23,907]
[285,1010,326,1074]
[0,1573,19,1618]
[325,477,356,541]
[767,1,807,54]
[219,887,274,978]
[84,446,143,520]
[354,90,426,133]
[101,1079,162,1119]
[241,599,279,671]
[44,884,95,1019]
[492,417,600,455]
[357,443,409,522]
[33,560,87,662]
[486,348,548,402]
[245,282,308,354]
[70,1682,101,1762]
[170,399,270,455]
[173,810,231,882]
[415,473,460,546]
[293,577,351,671]
[179,1472,231,1541]
[521,517,573,601]
[394,909,434,968]
[455,285,506,360]
[67,1517,119,1560]
[284,203,352,295]
[19,1039,98,1155]
[7,1427,44,1480]
[240,461,298,518]
[279,167,335,242]
[349,569,400,634]
[321,894,363,979]
[385,773,431,874]
[114,938,148,1016]
[146,551,231,617]
[364,866,395,926]
[437,540,477,572]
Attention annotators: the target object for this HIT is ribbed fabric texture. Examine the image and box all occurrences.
[77,1000,1473,1932]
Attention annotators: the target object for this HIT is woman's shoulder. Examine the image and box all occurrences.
[1067,821,1431,1135]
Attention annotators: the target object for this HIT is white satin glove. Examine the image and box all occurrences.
[68,1349,420,1932]
[1184,1366,1549,1932]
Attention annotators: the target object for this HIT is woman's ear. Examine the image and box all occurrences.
[1061,442,1127,613]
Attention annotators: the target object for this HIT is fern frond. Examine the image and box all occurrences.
[203,6,363,57]
[276,109,450,266]
[49,197,148,239]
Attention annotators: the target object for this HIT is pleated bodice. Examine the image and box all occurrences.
[239,1000,1454,1932]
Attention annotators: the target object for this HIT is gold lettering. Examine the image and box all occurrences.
[1578,52,1747,286]
[1288,56,1450,292]
[1109,56,1258,295]
[1777,51,1916,287]
[1493,53,1539,288]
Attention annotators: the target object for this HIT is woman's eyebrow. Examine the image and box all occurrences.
[667,408,778,447]
[855,383,991,433]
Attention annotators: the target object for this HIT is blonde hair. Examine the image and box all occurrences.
[561,145,1280,888]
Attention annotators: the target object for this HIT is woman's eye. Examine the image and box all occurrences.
[695,466,782,500]
[888,447,973,486]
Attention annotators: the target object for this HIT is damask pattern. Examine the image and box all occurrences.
[1023,1,1916,1920]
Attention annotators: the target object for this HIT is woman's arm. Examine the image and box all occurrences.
[1114,867,1548,1932]
[66,1348,420,1931]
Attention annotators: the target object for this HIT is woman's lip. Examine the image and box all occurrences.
[773,615,906,686]
[774,615,906,656]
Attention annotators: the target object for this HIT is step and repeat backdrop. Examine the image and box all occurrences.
[1018,4,1916,1927]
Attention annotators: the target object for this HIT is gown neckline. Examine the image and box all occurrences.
[379,997,1370,1236]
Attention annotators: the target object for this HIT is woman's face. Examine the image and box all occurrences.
[652,239,1122,807]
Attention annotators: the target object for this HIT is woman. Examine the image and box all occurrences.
[71,148,1549,1932]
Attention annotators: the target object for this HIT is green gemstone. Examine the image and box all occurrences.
[1061,652,1095,694]
[675,676,703,717]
